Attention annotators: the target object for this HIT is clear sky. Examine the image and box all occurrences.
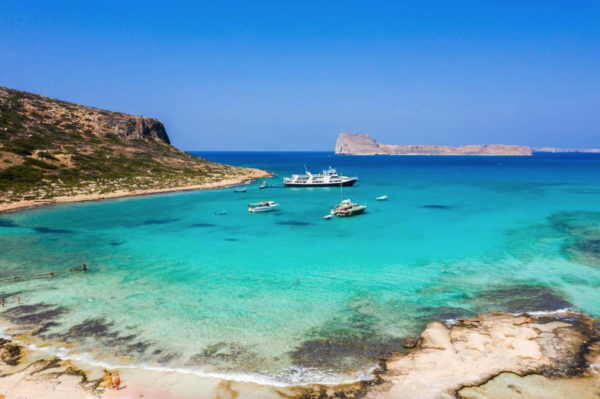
[1,1,599,151]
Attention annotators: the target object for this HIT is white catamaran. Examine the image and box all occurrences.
[283,166,357,187]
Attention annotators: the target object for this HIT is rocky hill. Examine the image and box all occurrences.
[0,87,267,211]
[336,133,532,156]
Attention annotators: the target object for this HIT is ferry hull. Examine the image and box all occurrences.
[284,179,358,187]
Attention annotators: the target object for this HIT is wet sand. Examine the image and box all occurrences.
[1,311,598,398]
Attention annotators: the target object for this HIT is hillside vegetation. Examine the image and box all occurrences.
[0,87,263,205]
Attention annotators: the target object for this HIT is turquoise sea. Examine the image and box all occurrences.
[1,152,600,385]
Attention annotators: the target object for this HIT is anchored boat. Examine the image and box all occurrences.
[331,199,367,217]
[248,201,279,213]
[283,166,357,187]
[234,187,246,193]
[259,182,279,189]
[376,195,387,201]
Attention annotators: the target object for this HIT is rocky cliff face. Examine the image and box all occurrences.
[0,87,170,144]
[0,87,266,204]
[336,133,533,156]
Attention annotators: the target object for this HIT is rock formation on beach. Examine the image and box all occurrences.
[0,87,268,212]
[335,133,533,156]
[363,312,600,399]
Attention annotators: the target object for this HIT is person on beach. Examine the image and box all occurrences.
[105,373,114,390]
[114,373,121,390]
[1,299,4,308]
[17,296,20,304]
[526,317,531,328]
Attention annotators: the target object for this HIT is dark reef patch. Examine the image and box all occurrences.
[277,221,314,226]
[32,227,73,234]
[50,317,154,355]
[141,218,180,226]
[189,342,267,372]
[572,239,600,265]
[154,350,180,364]
[475,285,572,314]
[126,340,152,354]
[58,318,120,341]
[1,303,70,326]
[288,293,403,372]
[0,219,18,228]
[547,211,600,267]
[109,241,124,246]
[32,322,62,336]
[422,205,450,209]
[190,223,216,228]
[0,337,23,366]
[223,238,239,242]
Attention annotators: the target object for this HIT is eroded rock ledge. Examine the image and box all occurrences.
[360,312,600,399]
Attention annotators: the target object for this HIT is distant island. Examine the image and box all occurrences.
[532,147,600,153]
[336,133,533,156]
[0,87,269,213]
[336,133,600,156]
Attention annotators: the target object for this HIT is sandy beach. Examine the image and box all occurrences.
[1,311,599,399]
[0,168,270,215]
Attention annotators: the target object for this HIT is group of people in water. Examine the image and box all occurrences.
[105,372,121,391]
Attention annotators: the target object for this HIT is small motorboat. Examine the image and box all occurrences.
[323,214,332,220]
[259,182,279,189]
[248,201,279,213]
[234,187,246,193]
[215,211,227,215]
[376,195,388,201]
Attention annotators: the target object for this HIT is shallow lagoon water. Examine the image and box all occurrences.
[1,152,600,385]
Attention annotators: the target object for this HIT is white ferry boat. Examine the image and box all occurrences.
[283,167,358,187]
[248,201,279,213]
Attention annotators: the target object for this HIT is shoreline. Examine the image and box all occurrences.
[0,168,271,215]
[1,310,599,398]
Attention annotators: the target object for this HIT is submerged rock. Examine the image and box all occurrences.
[402,337,419,349]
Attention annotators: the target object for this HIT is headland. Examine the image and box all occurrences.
[0,87,270,214]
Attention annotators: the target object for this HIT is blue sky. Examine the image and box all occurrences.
[1,1,599,150]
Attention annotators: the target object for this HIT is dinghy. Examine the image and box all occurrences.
[376,195,388,201]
